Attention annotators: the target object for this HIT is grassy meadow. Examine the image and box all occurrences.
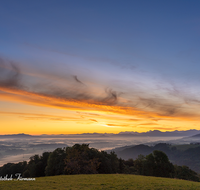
[0,174,200,190]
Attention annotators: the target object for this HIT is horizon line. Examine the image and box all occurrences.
[0,129,199,136]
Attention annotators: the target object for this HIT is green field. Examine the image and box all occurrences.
[0,174,200,190]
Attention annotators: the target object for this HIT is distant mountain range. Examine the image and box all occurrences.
[1,130,200,138]
[115,130,200,137]
[0,133,33,138]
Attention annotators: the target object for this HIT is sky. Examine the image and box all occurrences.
[1,0,200,135]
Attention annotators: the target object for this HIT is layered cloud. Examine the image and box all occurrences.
[1,55,200,134]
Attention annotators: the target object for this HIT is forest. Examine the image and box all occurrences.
[114,143,200,173]
[0,144,199,182]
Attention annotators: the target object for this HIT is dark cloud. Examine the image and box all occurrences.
[0,61,21,88]
[73,75,85,85]
[133,96,187,118]
[138,97,157,109]
[0,58,122,116]
[102,88,118,105]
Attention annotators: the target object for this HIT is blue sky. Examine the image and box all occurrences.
[1,0,200,79]
[1,0,200,134]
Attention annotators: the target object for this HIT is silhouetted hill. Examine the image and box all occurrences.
[113,143,200,173]
[116,144,153,160]
[190,133,200,138]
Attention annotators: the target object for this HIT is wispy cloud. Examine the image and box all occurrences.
[73,75,85,85]
[1,57,200,125]
[138,122,159,126]
[139,126,180,131]
[0,111,79,121]
[89,119,98,122]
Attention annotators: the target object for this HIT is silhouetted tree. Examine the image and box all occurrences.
[45,148,66,176]
[174,165,199,182]
[64,144,100,174]
[0,161,27,178]
[134,151,174,178]
[23,152,51,177]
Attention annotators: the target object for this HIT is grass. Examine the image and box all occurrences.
[0,174,200,190]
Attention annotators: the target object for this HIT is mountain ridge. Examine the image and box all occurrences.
[1,129,200,138]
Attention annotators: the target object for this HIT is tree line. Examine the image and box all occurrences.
[115,143,200,174]
[0,144,199,182]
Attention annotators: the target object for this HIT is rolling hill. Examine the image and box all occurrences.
[0,174,199,190]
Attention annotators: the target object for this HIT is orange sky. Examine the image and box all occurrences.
[1,66,200,135]
[1,1,200,135]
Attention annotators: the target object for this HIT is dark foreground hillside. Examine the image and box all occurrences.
[0,174,200,190]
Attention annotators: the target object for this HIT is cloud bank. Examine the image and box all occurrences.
[1,56,200,134]
[0,57,200,121]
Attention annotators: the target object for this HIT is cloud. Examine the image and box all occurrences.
[106,123,130,127]
[0,61,21,88]
[1,57,200,123]
[89,119,98,122]
[102,88,118,105]
[138,122,159,126]
[0,58,118,107]
[0,111,79,121]
[24,43,137,72]
[73,75,85,85]
[139,126,180,131]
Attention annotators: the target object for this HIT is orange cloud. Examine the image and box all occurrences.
[138,122,159,126]
[0,111,79,121]
[1,84,200,123]
[139,126,180,131]
[1,59,200,125]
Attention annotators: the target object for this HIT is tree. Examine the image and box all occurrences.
[96,150,113,174]
[123,158,135,174]
[119,158,125,173]
[134,154,145,175]
[134,151,174,178]
[64,144,100,174]
[0,162,27,178]
[45,148,66,176]
[151,150,174,177]
[24,152,51,177]
[174,165,199,182]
